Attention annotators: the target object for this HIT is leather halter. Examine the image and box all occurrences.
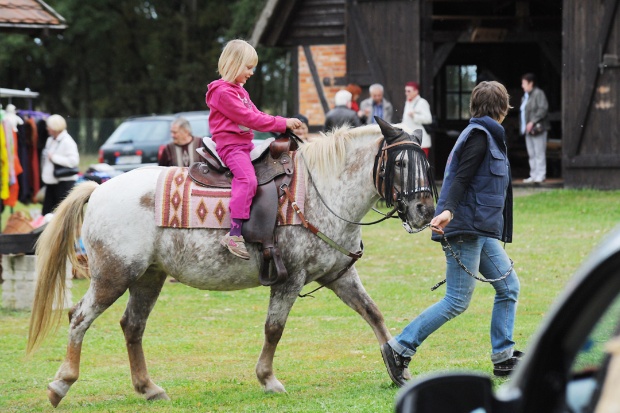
[373,135,437,231]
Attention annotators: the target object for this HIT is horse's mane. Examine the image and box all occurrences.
[298,124,379,178]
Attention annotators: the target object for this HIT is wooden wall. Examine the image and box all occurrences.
[345,0,421,119]
[563,0,620,189]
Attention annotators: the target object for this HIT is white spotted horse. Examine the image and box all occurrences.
[27,118,436,407]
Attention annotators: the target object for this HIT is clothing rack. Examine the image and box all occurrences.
[17,109,48,120]
[0,88,42,229]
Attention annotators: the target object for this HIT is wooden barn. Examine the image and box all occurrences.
[251,0,620,189]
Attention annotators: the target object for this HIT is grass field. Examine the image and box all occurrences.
[1,189,619,412]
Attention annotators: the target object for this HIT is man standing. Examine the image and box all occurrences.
[158,117,203,167]
[359,83,393,124]
[402,81,433,157]
[520,73,550,184]
[324,90,361,132]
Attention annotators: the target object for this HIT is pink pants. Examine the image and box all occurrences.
[218,142,257,220]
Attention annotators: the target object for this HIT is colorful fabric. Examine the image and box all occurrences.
[154,155,306,229]
[0,120,9,200]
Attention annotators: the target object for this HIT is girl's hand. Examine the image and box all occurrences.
[286,118,303,130]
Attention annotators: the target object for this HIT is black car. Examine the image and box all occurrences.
[98,111,210,172]
[396,226,620,413]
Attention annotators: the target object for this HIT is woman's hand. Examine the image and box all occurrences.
[430,210,452,234]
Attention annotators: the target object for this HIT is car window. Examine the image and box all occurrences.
[105,120,170,145]
[566,294,620,413]
[189,119,209,137]
[571,296,620,374]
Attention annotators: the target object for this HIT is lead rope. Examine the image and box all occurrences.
[430,235,514,291]
[280,184,363,298]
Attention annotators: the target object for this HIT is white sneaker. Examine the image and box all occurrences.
[523,177,535,183]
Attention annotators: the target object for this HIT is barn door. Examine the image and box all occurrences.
[345,0,421,107]
[563,0,620,188]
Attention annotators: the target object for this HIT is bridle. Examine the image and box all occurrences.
[299,133,436,232]
[372,132,438,232]
[288,131,437,297]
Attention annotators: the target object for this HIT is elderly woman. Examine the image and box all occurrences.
[41,114,80,215]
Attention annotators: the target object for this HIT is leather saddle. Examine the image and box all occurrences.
[189,133,300,286]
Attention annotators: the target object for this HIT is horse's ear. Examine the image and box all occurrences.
[411,128,423,145]
[375,117,403,143]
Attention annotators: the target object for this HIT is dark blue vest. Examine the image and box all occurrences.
[432,118,511,242]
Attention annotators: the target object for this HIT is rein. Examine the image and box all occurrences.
[284,134,436,297]
[280,184,362,298]
[429,235,514,291]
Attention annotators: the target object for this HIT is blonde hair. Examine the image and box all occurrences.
[46,114,67,132]
[218,39,258,83]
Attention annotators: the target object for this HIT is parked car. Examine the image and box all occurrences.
[99,111,277,172]
[395,226,620,413]
[98,111,210,172]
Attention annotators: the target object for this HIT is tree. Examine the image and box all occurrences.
[0,0,292,150]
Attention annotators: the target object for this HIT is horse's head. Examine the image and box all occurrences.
[374,117,437,233]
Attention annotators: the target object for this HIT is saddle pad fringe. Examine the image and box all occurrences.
[154,164,306,229]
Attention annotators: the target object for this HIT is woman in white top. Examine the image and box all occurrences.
[402,81,433,157]
[41,114,80,215]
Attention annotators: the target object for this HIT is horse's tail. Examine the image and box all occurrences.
[27,181,99,355]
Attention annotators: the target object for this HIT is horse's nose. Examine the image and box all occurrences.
[416,201,435,219]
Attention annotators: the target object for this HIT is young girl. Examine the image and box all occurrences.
[206,39,302,260]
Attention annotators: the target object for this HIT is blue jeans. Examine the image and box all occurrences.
[389,235,520,364]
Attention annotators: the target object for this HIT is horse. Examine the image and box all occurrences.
[27,118,436,407]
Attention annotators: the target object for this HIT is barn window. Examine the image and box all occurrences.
[446,65,477,120]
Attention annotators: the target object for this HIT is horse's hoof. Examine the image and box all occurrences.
[147,391,170,401]
[47,387,63,408]
[264,381,287,393]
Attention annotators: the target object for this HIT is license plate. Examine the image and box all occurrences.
[116,155,142,165]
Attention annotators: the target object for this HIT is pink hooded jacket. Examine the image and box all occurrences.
[205,79,287,149]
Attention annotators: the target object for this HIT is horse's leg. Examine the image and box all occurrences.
[256,276,305,393]
[324,266,391,343]
[321,266,412,379]
[47,281,130,407]
[119,267,169,401]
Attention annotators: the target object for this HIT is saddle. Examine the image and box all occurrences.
[189,133,301,286]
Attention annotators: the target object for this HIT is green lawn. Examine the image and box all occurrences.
[1,189,619,412]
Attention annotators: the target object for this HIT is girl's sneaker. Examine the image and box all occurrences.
[220,233,250,260]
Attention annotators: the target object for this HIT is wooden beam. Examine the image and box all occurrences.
[431,30,560,43]
[303,45,330,114]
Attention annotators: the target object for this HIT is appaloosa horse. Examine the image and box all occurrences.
[27,119,436,407]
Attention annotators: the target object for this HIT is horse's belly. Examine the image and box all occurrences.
[158,230,262,291]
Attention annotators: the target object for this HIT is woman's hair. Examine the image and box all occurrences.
[293,113,309,126]
[469,81,512,120]
[46,114,67,132]
[218,39,258,83]
[521,72,537,85]
[345,83,362,97]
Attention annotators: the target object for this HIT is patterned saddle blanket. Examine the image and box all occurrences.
[154,157,306,229]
